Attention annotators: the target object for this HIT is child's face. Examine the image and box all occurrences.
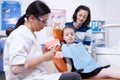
[63,28,75,44]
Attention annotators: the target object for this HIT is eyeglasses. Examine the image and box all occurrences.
[36,17,47,24]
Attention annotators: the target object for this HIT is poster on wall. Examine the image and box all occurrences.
[47,9,66,28]
[44,9,66,37]
[1,1,21,30]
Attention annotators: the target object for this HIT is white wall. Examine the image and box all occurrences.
[0,0,106,24]
[105,0,120,24]
[1,0,120,35]
[20,0,106,22]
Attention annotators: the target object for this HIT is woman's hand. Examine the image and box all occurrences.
[43,49,55,61]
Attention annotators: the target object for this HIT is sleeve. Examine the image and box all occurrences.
[11,55,26,65]
[83,29,92,53]
[65,22,72,26]
[9,34,28,65]
[84,29,92,46]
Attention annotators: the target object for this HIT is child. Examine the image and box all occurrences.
[61,26,120,79]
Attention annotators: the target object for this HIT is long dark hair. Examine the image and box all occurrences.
[72,5,91,27]
[15,0,51,29]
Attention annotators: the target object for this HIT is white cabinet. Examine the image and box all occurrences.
[95,24,120,67]
[103,24,120,47]
[96,47,120,67]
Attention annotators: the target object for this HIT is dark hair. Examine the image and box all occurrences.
[62,26,75,36]
[72,5,91,27]
[6,27,14,36]
[15,0,51,29]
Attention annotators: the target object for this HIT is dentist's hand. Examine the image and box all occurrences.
[43,49,56,61]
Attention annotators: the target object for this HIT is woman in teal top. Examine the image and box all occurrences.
[62,26,120,79]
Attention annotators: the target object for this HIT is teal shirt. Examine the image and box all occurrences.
[62,42,101,73]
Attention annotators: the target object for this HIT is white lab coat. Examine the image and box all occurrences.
[4,25,61,80]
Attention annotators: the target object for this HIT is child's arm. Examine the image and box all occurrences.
[65,58,72,72]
